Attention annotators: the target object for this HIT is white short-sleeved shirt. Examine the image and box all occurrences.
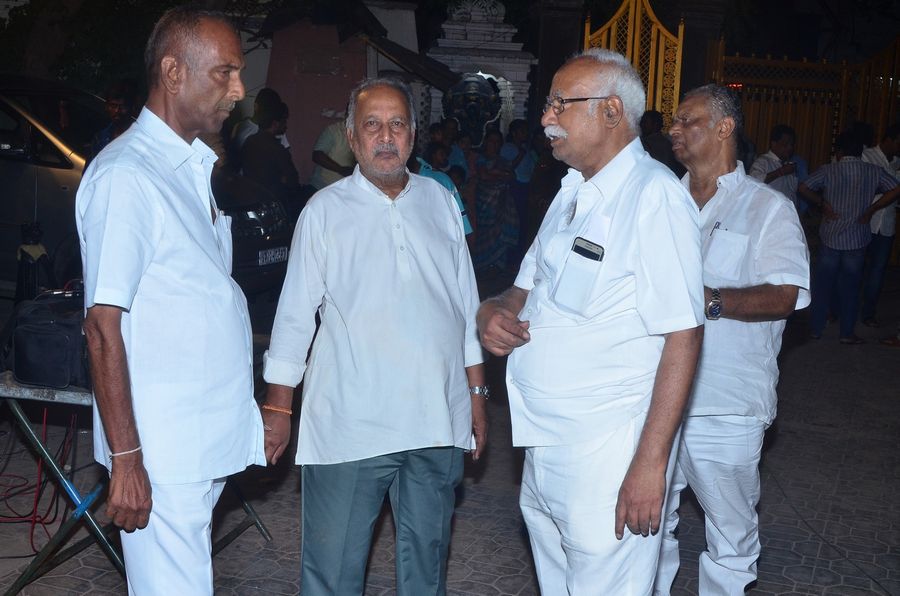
[862,145,900,236]
[309,121,355,190]
[232,118,290,150]
[507,138,704,447]
[77,108,266,484]
[749,150,799,206]
[685,165,810,424]
[263,168,483,465]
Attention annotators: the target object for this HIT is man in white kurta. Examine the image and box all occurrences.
[77,8,265,595]
[262,78,486,596]
[655,85,810,595]
[478,49,704,595]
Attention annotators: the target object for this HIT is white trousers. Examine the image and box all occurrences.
[520,414,679,596]
[654,415,765,596]
[119,477,226,596]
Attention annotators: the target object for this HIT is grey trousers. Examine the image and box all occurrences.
[300,447,464,596]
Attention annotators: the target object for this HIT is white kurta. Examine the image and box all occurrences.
[264,168,483,465]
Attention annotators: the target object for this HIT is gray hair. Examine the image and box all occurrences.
[345,77,417,134]
[683,84,744,135]
[145,5,236,90]
[568,48,646,135]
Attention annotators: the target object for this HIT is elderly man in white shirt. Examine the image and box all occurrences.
[77,7,266,595]
[654,85,810,595]
[261,77,487,596]
[477,48,704,595]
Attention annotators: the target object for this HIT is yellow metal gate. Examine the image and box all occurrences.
[583,0,684,127]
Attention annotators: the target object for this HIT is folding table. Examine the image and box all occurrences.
[0,371,271,595]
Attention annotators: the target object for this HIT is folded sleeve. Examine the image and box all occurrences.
[756,198,812,309]
[635,180,705,335]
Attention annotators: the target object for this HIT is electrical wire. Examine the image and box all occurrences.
[0,408,80,555]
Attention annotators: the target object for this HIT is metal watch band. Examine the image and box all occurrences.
[468,385,490,399]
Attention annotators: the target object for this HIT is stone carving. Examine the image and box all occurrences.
[449,0,506,24]
[442,73,502,146]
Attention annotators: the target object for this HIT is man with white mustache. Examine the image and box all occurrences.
[262,77,486,595]
[77,6,265,594]
[477,48,704,594]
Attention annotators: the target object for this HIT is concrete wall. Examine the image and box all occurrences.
[233,30,274,121]
[266,21,367,183]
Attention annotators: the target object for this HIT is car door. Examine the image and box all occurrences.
[0,97,82,295]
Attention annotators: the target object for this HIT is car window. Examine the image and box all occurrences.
[0,100,28,158]
[0,99,69,167]
[7,91,106,159]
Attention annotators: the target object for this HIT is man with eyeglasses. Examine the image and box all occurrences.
[477,48,704,594]
[261,77,487,595]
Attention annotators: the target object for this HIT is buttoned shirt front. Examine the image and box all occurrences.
[749,150,798,206]
[803,156,898,250]
[506,139,704,447]
[264,168,483,465]
[861,145,900,236]
[684,165,810,425]
[77,108,266,484]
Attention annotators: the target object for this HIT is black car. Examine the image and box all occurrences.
[0,75,291,298]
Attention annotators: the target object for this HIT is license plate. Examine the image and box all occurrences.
[257,247,288,266]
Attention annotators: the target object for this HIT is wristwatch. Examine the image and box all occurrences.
[705,288,722,320]
[468,385,491,400]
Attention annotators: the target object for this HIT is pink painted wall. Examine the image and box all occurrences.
[266,21,367,184]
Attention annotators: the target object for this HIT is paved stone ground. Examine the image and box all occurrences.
[1,267,898,595]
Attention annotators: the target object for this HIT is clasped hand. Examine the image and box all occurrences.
[477,303,530,356]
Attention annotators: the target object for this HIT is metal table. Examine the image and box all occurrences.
[1,371,272,595]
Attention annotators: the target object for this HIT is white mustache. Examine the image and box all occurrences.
[544,125,568,140]
[217,100,236,112]
[374,142,399,156]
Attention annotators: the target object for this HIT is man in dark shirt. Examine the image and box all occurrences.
[640,109,685,177]
[241,100,299,209]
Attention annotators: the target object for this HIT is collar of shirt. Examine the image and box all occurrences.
[136,107,218,171]
[763,150,782,163]
[349,164,414,202]
[863,145,889,169]
[416,156,433,174]
[584,137,643,197]
[683,163,744,212]
[838,156,862,163]
[557,137,644,224]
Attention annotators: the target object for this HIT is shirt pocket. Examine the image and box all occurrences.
[705,229,749,282]
[551,247,603,316]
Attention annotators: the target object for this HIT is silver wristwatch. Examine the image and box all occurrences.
[468,385,491,399]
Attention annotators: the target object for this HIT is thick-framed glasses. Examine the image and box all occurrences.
[543,95,613,115]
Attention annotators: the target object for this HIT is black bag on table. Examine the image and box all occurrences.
[1,289,91,390]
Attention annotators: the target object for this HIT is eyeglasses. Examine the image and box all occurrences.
[543,95,614,115]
